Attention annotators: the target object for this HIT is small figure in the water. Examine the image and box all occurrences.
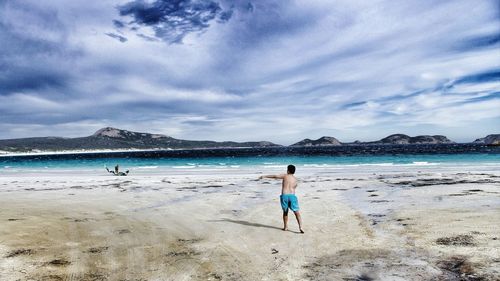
[106,164,129,176]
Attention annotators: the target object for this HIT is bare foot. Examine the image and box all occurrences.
[282,227,288,231]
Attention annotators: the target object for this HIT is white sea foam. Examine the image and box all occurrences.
[172,165,196,169]
[411,161,439,165]
[342,162,441,167]
[303,164,334,167]
[137,166,159,169]
[260,165,287,168]
[0,148,167,157]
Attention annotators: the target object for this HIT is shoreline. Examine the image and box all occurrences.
[0,146,284,157]
[0,148,172,157]
[2,162,500,179]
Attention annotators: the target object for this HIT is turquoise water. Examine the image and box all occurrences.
[1,153,499,171]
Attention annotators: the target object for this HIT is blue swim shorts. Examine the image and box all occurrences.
[280,194,299,212]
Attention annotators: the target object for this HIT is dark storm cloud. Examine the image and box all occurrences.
[217,9,233,22]
[0,1,77,95]
[221,1,323,49]
[105,32,128,42]
[454,33,500,51]
[0,68,69,94]
[116,0,232,43]
[112,19,125,29]
[136,33,158,41]
[459,91,500,104]
[454,69,500,84]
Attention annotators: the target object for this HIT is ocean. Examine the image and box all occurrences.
[1,144,499,173]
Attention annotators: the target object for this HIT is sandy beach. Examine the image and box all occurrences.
[1,165,499,281]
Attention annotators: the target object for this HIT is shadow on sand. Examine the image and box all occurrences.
[210,218,301,233]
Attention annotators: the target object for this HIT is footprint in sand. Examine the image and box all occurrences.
[116,229,131,234]
[46,259,71,266]
[5,248,34,258]
[86,246,109,254]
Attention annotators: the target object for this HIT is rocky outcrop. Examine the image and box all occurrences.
[290,136,342,147]
[291,134,456,146]
[473,134,500,145]
[93,127,169,140]
[375,134,454,145]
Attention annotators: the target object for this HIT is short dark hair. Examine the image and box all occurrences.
[287,164,296,174]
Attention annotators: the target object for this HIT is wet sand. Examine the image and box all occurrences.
[0,167,499,280]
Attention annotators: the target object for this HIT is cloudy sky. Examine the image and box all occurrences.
[0,0,499,144]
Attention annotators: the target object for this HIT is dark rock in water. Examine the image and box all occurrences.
[473,134,500,145]
[290,136,342,147]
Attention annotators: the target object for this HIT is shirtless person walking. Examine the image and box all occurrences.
[259,165,304,233]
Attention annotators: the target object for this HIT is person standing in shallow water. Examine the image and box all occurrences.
[259,165,304,233]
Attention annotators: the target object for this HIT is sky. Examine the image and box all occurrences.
[0,0,499,144]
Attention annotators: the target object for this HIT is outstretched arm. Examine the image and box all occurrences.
[259,174,285,180]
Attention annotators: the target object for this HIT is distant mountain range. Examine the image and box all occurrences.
[370,134,454,145]
[0,128,498,154]
[291,134,454,146]
[291,134,499,147]
[290,136,342,147]
[0,127,279,153]
[473,134,500,145]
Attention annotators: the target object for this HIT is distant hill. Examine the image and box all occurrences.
[290,134,455,147]
[290,136,342,147]
[1,129,492,154]
[0,127,280,153]
[370,134,454,145]
[473,134,500,145]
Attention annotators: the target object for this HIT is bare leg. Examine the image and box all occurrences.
[293,211,304,233]
[282,211,288,231]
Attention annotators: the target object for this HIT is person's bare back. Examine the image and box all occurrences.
[281,174,297,195]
